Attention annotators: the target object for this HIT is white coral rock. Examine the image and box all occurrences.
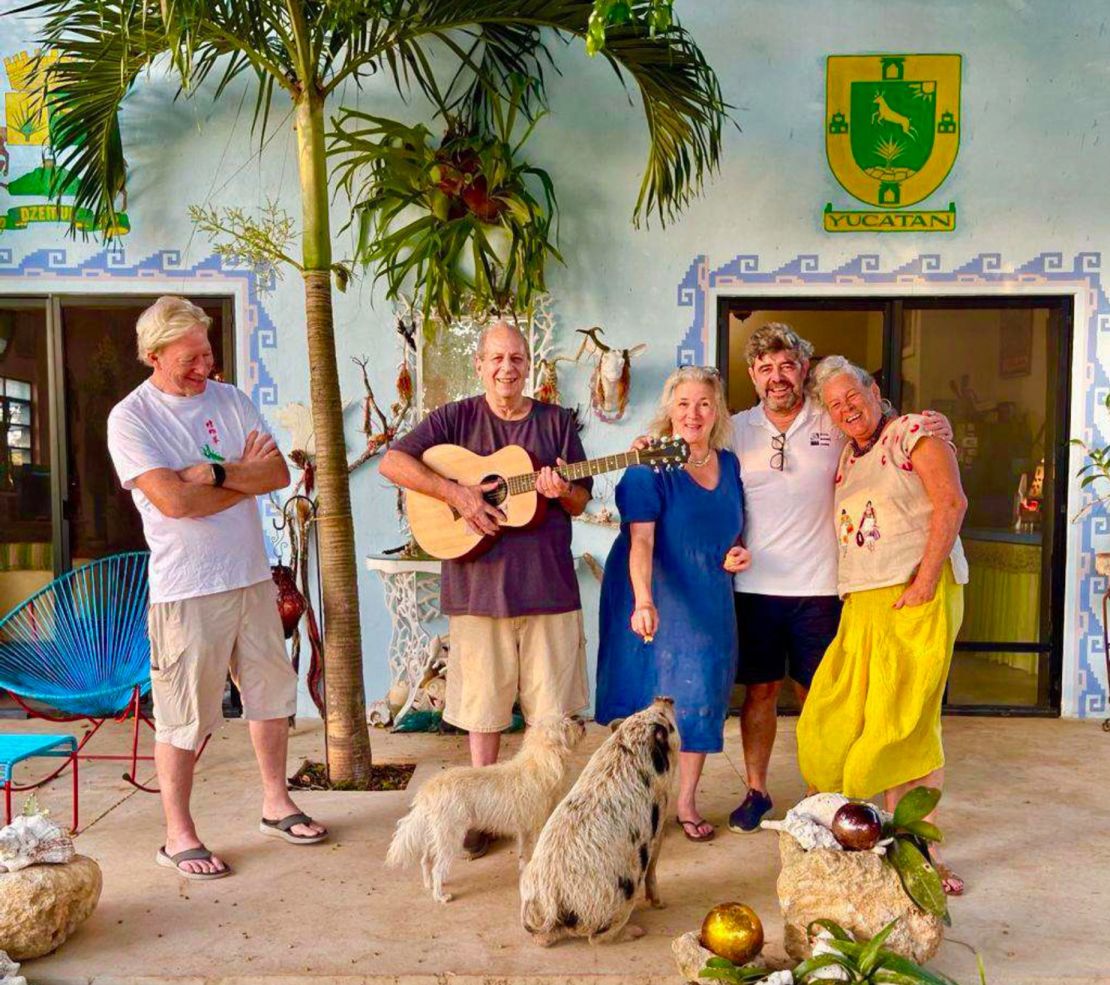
[0,814,75,872]
[761,793,894,854]
[0,950,27,985]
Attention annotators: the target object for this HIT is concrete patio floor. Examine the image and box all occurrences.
[6,714,1109,985]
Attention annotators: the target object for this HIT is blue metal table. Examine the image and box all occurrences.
[0,733,79,831]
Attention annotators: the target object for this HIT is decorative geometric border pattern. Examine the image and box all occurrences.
[0,247,279,412]
[0,247,284,556]
[676,251,1109,718]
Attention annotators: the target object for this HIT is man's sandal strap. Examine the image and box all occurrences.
[264,812,314,832]
[170,846,217,864]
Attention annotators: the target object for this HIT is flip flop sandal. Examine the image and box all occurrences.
[156,845,231,880]
[676,817,716,842]
[259,811,328,845]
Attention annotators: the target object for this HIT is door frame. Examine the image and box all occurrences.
[716,293,1074,717]
[0,293,235,574]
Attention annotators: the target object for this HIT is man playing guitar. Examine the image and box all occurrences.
[380,320,591,860]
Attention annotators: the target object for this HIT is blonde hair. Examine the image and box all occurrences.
[744,322,814,366]
[646,366,732,450]
[136,296,212,366]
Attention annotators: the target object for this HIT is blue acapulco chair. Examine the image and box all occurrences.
[0,551,182,793]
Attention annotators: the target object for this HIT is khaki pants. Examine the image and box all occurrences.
[445,610,588,732]
[147,580,297,751]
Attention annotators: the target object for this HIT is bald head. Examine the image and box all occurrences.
[475,319,529,406]
[477,319,529,360]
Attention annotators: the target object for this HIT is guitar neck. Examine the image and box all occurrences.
[506,450,644,496]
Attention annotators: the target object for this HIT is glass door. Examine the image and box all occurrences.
[0,301,52,617]
[56,298,233,566]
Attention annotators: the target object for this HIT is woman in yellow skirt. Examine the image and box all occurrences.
[797,356,968,894]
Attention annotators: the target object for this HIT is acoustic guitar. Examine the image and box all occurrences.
[407,437,690,560]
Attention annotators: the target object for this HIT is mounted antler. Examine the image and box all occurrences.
[573,326,647,422]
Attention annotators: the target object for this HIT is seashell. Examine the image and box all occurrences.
[761,814,842,852]
[367,699,393,727]
[423,676,447,710]
[756,972,795,985]
[386,682,409,716]
[792,792,850,828]
[0,950,27,985]
[0,814,75,872]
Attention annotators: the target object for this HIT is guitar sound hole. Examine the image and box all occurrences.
[482,475,509,508]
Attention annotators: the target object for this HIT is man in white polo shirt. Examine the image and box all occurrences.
[107,295,327,880]
[727,324,949,832]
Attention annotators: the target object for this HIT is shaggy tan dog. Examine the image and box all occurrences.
[519,697,678,945]
[386,715,586,903]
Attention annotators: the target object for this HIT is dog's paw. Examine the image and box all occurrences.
[649,897,666,910]
[434,892,454,903]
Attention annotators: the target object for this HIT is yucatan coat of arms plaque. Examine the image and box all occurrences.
[824,54,961,232]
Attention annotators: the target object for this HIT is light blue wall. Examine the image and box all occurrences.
[1,1,1107,717]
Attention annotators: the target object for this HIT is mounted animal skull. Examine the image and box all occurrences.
[575,327,647,422]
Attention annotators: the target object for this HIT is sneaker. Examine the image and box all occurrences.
[728,789,773,833]
[462,828,492,859]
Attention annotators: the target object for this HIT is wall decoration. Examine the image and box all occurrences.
[824,54,960,233]
[0,51,130,236]
[574,326,647,422]
[675,250,1108,720]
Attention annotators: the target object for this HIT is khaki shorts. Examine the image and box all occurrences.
[445,610,588,732]
[147,580,297,751]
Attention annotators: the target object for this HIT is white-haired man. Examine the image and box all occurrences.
[728,323,950,833]
[380,319,590,860]
[107,295,326,880]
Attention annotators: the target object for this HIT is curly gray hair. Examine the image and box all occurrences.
[744,323,815,366]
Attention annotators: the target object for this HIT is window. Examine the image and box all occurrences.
[0,376,33,474]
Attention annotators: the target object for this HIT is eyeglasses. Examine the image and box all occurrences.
[770,432,787,471]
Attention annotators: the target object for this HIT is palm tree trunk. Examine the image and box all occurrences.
[294,88,372,786]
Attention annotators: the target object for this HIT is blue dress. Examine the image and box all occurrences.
[595,451,744,753]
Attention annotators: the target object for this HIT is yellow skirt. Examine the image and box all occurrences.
[797,565,964,799]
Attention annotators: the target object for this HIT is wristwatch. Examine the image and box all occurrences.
[211,462,227,488]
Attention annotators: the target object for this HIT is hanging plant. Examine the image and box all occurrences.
[330,84,561,327]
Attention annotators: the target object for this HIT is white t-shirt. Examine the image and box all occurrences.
[107,379,272,604]
[730,398,844,597]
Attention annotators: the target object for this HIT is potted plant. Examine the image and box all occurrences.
[331,82,560,328]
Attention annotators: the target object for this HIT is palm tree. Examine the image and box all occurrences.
[20,0,728,786]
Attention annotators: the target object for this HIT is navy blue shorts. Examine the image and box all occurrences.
[734,593,842,689]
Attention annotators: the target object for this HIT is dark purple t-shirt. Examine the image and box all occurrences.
[392,395,591,617]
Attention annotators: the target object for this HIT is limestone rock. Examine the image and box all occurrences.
[672,932,792,985]
[0,855,102,960]
[672,931,719,984]
[777,833,942,965]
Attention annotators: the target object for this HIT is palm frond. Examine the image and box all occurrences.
[330,0,728,227]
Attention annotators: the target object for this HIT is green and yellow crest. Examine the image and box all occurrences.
[824,54,961,232]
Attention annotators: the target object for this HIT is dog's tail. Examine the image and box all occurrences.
[385,808,427,869]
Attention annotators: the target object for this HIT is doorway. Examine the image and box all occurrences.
[0,296,234,616]
[718,296,1071,715]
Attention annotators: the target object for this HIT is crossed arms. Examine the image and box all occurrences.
[134,430,290,520]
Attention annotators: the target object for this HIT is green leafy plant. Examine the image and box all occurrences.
[702,918,981,984]
[587,0,674,55]
[698,956,770,984]
[883,787,949,925]
[331,82,560,324]
[794,919,960,984]
[1072,392,1110,521]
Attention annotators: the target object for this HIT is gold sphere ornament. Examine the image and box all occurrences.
[699,902,764,965]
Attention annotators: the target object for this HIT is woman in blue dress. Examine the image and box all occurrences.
[596,366,749,842]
